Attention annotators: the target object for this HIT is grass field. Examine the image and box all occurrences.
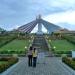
[0,39,31,54]
[0,61,8,64]
[49,40,75,51]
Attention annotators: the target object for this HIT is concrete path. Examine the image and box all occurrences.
[1,52,75,75]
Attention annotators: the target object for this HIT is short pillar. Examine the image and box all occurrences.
[72,51,75,58]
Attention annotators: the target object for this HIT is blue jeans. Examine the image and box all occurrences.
[28,55,32,66]
[33,57,37,67]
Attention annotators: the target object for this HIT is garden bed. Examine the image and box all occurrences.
[62,57,75,70]
[0,57,18,73]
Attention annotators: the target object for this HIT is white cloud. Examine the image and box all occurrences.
[43,10,75,30]
[0,0,75,31]
[44,10,75,24]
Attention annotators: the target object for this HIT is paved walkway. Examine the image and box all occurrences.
[1,52,75,75]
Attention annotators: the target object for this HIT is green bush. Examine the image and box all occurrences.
[0,57,18,73]
[0,57,11,61]
[72,58,75,61]
[62,57,75,70]
[0,50,26,54]
[54,51,71,57]
[55,51,71,54]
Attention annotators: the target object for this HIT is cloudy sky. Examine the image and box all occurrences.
[0,0,75,31]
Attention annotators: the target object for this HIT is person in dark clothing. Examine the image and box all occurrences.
[28,46,33,67]
[32,48,38,67]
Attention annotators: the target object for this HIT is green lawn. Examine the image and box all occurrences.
[49,40,75,51]
[0,39,31,53]
[0,61,8,64]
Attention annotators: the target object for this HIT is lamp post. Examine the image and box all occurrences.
[49,40,51,42]
[29,40,31,42]
[53,46,56,49]
[8,50,10,54]
[25,46,27,49]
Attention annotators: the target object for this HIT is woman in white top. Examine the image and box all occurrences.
[28,46,33,67]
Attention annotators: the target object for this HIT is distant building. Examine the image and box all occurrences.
[53,28,75,34]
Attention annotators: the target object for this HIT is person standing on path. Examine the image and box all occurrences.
[32,48,38,67]
[28,46,33,67]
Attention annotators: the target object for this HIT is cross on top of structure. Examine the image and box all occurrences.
[37,14,41,19]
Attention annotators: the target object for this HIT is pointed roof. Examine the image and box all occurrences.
[17,15,62,34]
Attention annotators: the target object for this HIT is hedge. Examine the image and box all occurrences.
[62,35,75,45]
[0,50,26,54]
[62,57,75,70]
[0,37,16,48]
[0,57,18,73]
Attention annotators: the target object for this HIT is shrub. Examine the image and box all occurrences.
[0,57,18,73]
[62,57,75,70]
[72,58,75,61]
